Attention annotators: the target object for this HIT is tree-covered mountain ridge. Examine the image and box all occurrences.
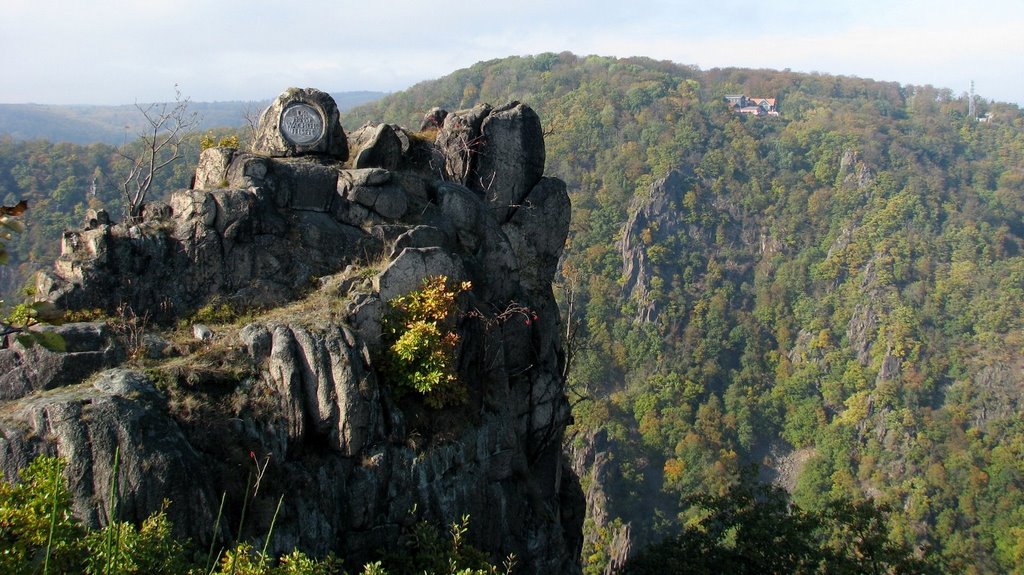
[343,52,1024,572]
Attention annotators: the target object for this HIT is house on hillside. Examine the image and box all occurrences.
[725,94,779,116]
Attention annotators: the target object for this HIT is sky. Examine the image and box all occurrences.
[2,0,1022,106]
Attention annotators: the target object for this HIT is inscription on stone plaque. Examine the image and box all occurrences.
[280,103,324,145]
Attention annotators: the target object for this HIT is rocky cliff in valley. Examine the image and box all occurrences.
[0,88,583,573]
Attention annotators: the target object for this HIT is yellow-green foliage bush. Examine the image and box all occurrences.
[383,276,471,409]
[199,133,241,151]
[0,455,83,574]
[214,543,342,575]
[189,299,241,325]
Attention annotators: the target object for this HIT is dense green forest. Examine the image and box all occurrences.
[343,53,1024,573]
[2,52,1023,573]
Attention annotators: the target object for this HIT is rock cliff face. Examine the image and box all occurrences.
[619,170,698,323]
[619,168,761,324]
[2,89,582,573]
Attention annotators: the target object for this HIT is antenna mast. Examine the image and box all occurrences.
[969,80,977,120]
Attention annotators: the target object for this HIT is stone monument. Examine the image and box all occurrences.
[252,87,348,159]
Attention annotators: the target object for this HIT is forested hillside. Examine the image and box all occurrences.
[344,53,1024,573]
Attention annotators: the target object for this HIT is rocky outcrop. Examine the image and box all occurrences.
[7,90,581,573]
[434,102,546,223]
[252,87,348,159]
[0,322,123,400]
[0,369,220,536]
[620,169,700,323]
[619,168,761,324]
[569,428,639,575]
[36,178,378,318]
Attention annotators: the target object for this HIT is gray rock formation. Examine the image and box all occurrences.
[435,102,546,223]
[620,170,697,322]
[420,107,448,131]
[0,369,220,538]
[619,168,756,323]
[252,87,348,159]
[436,103,491,188]
[347,123,403,170]
[0,322,123,400]
[476,102,546,222]
[38,154,381,318]
[569,428,638,575]
[10,92,582,574]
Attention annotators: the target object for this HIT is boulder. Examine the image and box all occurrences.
[338,168,391,189]
[348,123,403,170]
[476,102,546,222]
[252,87,348,159]
[224,153,272,190]
[345,185,409,220]
[502,177,571,293]
[419,107,448,131]
[435,103,491,186]
[374,247,466,303]
[0,322,123,400]
[390,225,448,256]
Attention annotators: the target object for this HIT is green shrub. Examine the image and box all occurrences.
[382,276,471,409]
[0,456,346,575]
[189,299,241,325]
[81,505,191,575]
[375,515,515,575]
[200,133,241,151]
[0,455,83,574]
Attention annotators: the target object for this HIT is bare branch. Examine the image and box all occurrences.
[242,102,264,150]
[119,85,201,222]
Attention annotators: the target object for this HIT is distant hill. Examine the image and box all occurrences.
[0,91,385,145]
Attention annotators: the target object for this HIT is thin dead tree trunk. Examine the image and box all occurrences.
[118,85,200,221]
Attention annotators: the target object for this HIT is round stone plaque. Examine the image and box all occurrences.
[280,103,324,145]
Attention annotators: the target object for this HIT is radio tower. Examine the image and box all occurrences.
[969,80,977,120]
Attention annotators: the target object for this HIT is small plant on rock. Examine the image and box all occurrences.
[199,132,240,151]
[382,276,471,409]
[107,302,148,360]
